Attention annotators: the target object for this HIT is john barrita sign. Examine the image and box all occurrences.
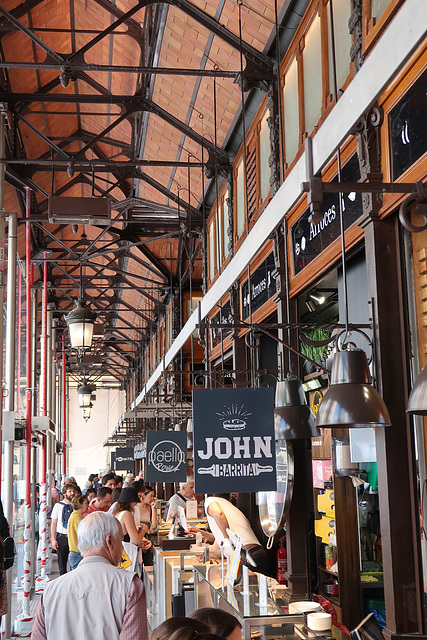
[193,388,277,493]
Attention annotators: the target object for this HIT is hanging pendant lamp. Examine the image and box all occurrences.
[77,379,92,408]
[275,374,319,439]
[65,298,96,350]
[315,347,391,428]
[407,363,427,415]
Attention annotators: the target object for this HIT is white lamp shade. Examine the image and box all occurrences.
[68,320,94,350]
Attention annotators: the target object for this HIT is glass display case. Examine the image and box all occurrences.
[194,565,305,640]
[147,547,210,627]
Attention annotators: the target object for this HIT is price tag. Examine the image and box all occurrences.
[186,499,198,519]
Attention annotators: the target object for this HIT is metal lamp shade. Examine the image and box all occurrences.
[407,364,427,415]
[316,349,391,428]
[275,375,318,439]
[65,299,96,350]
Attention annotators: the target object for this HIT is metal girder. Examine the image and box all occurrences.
[131,169,200,218]
[4,159,206,169]
[0,93,230,172]
[0,61,238,77]
[120,228,171,281]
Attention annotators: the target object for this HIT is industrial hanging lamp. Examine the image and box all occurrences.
[315,346,391,428]
[65,299,96,350]
[65,260,96,351]
[77,379,93,409]
[275,374,318,439]
[407,364,427,415]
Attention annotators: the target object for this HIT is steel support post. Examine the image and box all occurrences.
[3,210,16,639]
[20,188,33,621]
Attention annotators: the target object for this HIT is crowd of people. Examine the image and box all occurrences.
[32,506,244,640]
[50,471,154,575]
[29,473,262,639]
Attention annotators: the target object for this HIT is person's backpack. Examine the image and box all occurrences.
[60,502,73,529]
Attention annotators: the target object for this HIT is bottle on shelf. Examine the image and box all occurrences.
[375,533,382,570]
[325,544,334,570]
[277,535,288,585]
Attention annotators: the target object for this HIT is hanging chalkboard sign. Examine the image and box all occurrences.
[193,387,276,493]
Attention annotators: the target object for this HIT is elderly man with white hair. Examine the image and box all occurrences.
[165,478,195,521]
[31,511,148,640]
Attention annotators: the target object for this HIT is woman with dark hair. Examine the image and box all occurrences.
[150,617,224,640]
[136,485,157,533]
[189,608,242,640]
[112,487,152,549]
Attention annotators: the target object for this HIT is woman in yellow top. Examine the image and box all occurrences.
[67,494,89,570]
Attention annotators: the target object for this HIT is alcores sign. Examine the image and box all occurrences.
[145,430,187,482]
[192,388,277,493]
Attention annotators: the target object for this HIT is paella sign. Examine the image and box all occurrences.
[192,388,276,493]
[145,430,187,482]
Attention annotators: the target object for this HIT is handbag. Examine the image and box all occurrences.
[117,541,138,572]
[2,537,15,570]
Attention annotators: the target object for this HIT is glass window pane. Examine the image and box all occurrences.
[223,191,230,258]
[283,58,299,166]
[217,202,223,262]
[327,0,351,93]
[371,0,391,23]
[208,220,215,280]
[236,160,245,237]
[389,68,427,181]
[303,14,322,134]
[259,113,271,201]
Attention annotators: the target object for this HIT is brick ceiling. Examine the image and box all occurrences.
[0,0,285,386]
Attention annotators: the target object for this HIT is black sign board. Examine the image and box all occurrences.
[110,451,116,470]
[114,447,135,471]
[211,301,233,349]
[193,388,276,493]
[145,431,187,482]
[291,154,363,275]
[241,252,276,320]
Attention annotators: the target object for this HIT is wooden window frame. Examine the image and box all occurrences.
[362,0,404,56]
[280,0,354,177]
[379,43,427,218]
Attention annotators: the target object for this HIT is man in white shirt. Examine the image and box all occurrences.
[165,479,194,520]
[51,483,76,575]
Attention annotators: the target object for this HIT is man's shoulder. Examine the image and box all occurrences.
[51,502,63,518]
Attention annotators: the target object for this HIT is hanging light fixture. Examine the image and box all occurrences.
[316,346,391,428]
[65,299,96,351]
[77,379,93,408]
[275,374,319,439]
[82,403,93,422]
[407,363,427,415]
